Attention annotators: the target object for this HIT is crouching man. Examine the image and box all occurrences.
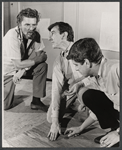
[3,8,48,111]
[65,38,120,147]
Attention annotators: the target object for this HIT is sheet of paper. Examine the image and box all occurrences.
[37,18,50,39]
[99,12,119,52]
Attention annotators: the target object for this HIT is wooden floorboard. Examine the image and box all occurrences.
[3,79,108,147]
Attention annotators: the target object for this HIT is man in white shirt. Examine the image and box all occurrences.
[65,38,119,147]
[4,8,48,111]
[46,22,94,141]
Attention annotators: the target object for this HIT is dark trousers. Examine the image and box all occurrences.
[23,62,48,98]
[4,62,48,110]
[82,89,119,129]
[47,94,77,123]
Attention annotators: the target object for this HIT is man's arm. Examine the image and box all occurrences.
[12,59,35,69]
[65,115,95,137]
[51,62,64,123]
[48,57,64,141]
[12,50,47,69]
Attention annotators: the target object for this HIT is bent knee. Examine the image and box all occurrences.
[82,89,98,105]
[39,62,48,70]
[34,62,48,73]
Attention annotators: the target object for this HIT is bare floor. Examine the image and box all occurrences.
[3,79,107,148]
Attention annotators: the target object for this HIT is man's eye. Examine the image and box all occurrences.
[51,32,55,35]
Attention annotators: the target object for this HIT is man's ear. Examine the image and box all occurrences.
[62,32,68,40]
[84,59,92,68]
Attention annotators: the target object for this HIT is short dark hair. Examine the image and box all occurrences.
[48,22,74,42]
[17,8,40,25]
[67,38,103,64]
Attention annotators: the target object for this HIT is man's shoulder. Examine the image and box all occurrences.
[4,27,18,37]
[106,58,119,68]
[104,58,119,75]
[53,53,66,69]
[54,55,62,65]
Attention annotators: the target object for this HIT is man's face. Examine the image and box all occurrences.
[72,60,90,77]
[19,17,37,39]
[49,26,64,48]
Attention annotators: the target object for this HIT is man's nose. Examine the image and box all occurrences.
[29,25,35,31]
[48,35,52,41]
[75,67,79,71]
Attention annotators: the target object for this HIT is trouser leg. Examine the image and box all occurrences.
[47,96,66,123]
[47,94,77,123]
[32,62,48,98]
[24,62,48,98]
[4,75,16,110]
[82,89,119,129]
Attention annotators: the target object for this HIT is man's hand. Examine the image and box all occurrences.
[13,69,25,84]
[34,51,47,64]
[13,76,21,84]
[64,126,81,137]
[77,102,86,112]
[47,123,61,141]
[100,131,120,147]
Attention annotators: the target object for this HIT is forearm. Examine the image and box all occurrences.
[14,69,25,78]
[52,117,60,125]
[14,59,35,69]
[51,66,64,119]
[79,115,95,131]
[51,91,61,121]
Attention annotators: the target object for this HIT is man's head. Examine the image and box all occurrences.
[48,22,74,48]
[17,8,40,39]
[67,38,103,77]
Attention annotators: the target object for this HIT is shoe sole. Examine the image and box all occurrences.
[31,107,39,110]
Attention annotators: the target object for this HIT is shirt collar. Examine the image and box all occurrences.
[67,42,74,51]
[61,42,74,57]
[15,26,23,42]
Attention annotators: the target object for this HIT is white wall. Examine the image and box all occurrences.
[64,2,119,60]
[64,2,119,51]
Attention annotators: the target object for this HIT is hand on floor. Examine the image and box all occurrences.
[47,123,61,141]
[64,126,81,137]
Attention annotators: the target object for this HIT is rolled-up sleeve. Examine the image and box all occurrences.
[35,38,45,52]
[34,29,45,52]
[4,31,21,60]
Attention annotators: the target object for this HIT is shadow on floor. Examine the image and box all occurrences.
[13,95,28,107]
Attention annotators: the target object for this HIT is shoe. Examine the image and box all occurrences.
[31,101,48,112]
[94,135,119,147]
[94,135,106,144]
